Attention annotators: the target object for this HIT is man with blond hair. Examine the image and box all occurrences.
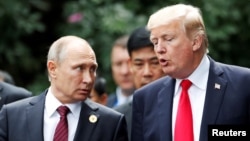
[132,4,250,141]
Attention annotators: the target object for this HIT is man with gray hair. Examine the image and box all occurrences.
[0,70,32,109]
[0,35,128,141]
[0,70,15,85]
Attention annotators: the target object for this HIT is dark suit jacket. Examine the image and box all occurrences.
[131,57,250,141]
[0,90,128,141]
[0,81,32,109]
[114,100,132,141]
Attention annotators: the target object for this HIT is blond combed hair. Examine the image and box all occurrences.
[147,4,209,53]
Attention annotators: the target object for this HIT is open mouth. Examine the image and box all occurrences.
[159,58,168,66]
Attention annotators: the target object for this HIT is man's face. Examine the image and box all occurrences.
[150,20,195,79]
[48,44,98,104]
[129,46,165,89]
[111,46,134,91]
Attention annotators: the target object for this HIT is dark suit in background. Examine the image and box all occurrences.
[114,100,132,140]
[0,81,32,109]
[106,92,118,107]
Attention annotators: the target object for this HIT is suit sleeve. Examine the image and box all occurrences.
[131,93,143,141]
[0,106,8,141]
[5,91,32,104]
[113,115,129,141]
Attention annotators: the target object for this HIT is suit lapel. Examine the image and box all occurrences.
[26,91,47,141]
[74,99,99,141]
[24,91,99,141]
[158,78,175,141]
[199,59,227,141]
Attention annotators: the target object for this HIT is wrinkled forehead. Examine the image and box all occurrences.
[65,43,96,59]
[61,38,96,62]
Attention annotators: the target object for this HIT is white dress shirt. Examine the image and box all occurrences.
[172,55,210,141]
[115,87,133,106]
[44,87,82,141]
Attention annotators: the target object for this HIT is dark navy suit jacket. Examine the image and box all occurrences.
[0,90,128,141]
[114,100,132,141]
[131,57,250,141]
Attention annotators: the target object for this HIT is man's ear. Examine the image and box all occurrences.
[192,34,203,51]
[47,61,57,79]
[101,93,108,105]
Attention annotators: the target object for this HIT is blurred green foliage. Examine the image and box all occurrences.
[0,0,249,95]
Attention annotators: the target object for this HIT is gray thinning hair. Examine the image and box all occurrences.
[47,35,90,64]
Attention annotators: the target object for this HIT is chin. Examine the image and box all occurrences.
[76,95,88,101]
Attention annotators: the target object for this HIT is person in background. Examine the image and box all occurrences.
[0,81,32,110]
[114,26,165,141]
[0,70,15,85]
[107,35,135,108]
[0,69,32,110]
[89,76,108,105]
[0,35,128,141]
[131,4,250,141]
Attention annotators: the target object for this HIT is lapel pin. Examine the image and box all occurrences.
[89,114,98,123]
[214,83,221,89]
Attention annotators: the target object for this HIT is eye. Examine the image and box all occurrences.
[149,58,160,66]
[113,62,121,68]
[165,36,174,42]
[134,63,143,67]
[133,60,143,67]
[152,60,160,65]
[167,38,173,41]
[151,60,160,67]
[151,39,158,46]
[76,66,84,71]
[90,66,97,73]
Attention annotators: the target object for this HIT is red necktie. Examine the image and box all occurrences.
[175,79,193,141]
[53,106,70,141]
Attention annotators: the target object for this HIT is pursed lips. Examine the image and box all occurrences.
[78,88,90,94]
[159,58,168,66]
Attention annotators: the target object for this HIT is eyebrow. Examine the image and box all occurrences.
[133,56,158,62]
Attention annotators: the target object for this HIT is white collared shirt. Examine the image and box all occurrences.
[43,87,81,141]
[115,87,133,106]
[172,55,210,141]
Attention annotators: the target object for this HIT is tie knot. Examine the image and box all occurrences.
[57,106,69,117]
[181,79,192,91]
